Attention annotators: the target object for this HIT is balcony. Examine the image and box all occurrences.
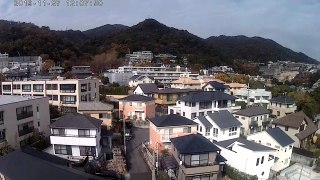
[51,133,96,138]
[18,127,34,136]
[16,112,33,120]
[50,135,97,146]
[161,134,175,142]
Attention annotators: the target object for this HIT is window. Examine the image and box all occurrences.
[54,145,71,155]
[37,106,39,112]
[16,105,33,120]
[48,95,58,101]
[241,117,245,120]
[183,112,185,116]
[52,128,65,136]
[183,127,191,133]
[79,146,95,156]
[33,84,44,92]
[78,129,91,137]
[22,84,31,92]
[18,121,34,136]
[191,113,196,119]
[261,156,264,164]
[0,129,6,140]
[60,84,76,93]
[2,85,11,92]
[205,128,210,136]
[88,83,91,91]
[185,174,214,180]
[199,101,212,109]
[81,84,87,92]
[229,127,237,136]
[199,112,204,116]
[256,158,260,166]
[187,154,209,167]
[266,143,271,146]
[38,122,40,127]
[46,84,58,90]
[167,94,173,101]
[60,95,76,104]
[13,84,21,89]
[213,128,218,137]
[275,145,280,149]
[285,126,289,131]
[199,126,202,132]
[207,111,212,114]
[277,111,280,116]
[0,111,3,125]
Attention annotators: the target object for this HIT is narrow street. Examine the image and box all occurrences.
[126,127,152,180]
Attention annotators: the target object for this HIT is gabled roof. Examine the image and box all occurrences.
[129,75,140,81]
[196,116,213,128]
[265,127,295,147]
[150,114,197,127]
[135,83,158,94]
[171,77,200,85]
[270,96,295,105]
[171,134,221,154]
[179,91,237,103]
[50,113,102,129]
[78,101,114,111]
[233,106,270,117]
[204,81,229,90]
[120,94,154,102]
[207,110,242,129]
[154,88,199,94]
[216,138,274,152]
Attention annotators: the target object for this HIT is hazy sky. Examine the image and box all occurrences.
[0,0,319,60]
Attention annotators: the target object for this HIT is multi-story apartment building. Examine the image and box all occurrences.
[171,134,226,180]
[248,127,295,172]
[149,114,197,151]
[233,106,270,135]
[1,77,99,112]
[168,91,241,119]
[0,96,50,149]
[270,96,297,118]
[234,88,272,107]
[49,113,102,159]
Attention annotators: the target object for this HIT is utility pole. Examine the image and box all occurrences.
[119,104,126,155]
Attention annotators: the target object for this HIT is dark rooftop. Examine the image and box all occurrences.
[154,88,199,94]
[178,91,237,103]
[265,127,295,147]
[196,116,213,128]
[205,81,229,90]
[150,114,197,127]
[120,94,154,102]
[171,134,221,154]
[207,110,242,129]
[216,138,274,151]
[50,113,102,129]
[135,83,158,94]
[233,106,270,117]
[270,96,295,105]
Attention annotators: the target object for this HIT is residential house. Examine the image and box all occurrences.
[234,89,272,107]
[128,75,155,87]
[168,91,241,119]
[171,134,226,180]
[248,127,295,172]
[133,83,158,97]
[0,95,50,149]
[170,77,202,90]
[270,96,297,118]
[224,83,248,95]
[272,111,318,148]
[193,110,242,142]
[49,113,102,159]
[119,95,155,121]
[149,114,197,151]
[203,81,231,94]
[49,66,64,76]
[233,106,270,135]
[1,77,99,112]
[216,138,275,179]
[78,101,114,127]
[71,66,93,79]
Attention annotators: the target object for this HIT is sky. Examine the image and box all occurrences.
[0,0,319,60]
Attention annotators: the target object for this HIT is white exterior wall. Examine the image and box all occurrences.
[1,79,99,110]
[129,77,155,87]
[274,125,300,147]
[247,132,293,172]
[0,96,50,149]
[217,144,274,179]
[234,113,269,135]
[270,103,297,118]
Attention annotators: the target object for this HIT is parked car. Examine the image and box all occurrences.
[124,129,134,141]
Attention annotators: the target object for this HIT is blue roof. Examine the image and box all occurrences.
[265,127,295,147]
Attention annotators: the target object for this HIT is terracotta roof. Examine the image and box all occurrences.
[171,77,200,85]
[225,83,248,88]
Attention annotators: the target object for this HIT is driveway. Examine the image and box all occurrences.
[125,127,152,180]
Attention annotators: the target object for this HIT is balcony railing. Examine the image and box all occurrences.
[51,134,96,138]
[16,112,33,120]
[18,127,34,136]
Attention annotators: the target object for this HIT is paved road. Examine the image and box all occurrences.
[126,127,152,180]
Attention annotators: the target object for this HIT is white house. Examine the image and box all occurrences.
[168,91,241,119]
[216,138,275,179]
[233,89,272,107]
[247,127,295,172]
[233,106,270,135]
[0,95,50,149]
[49,113,102,159]
[128,75,155,87]
[133,83,158,97]
[193,110,242,142]
[203,81,231,94]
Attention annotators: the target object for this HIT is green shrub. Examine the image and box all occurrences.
[225,165,258,180]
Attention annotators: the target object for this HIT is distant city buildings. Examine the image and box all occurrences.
[126,51,153,62]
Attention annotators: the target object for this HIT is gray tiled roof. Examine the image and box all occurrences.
[270,96,295,105]
[120,94,154,102]
[50,113,102,129]
[150,114,197,127]
[135,83,158,94]
[179,91,237,103]
[205,81,229,90]
[233,106,270,117]
[207,110,242,129]
[171,134,221,154]
[265,127,295,147]
[78,102,114,111]
[129,75,140,81]
[154,88,199,94]
[216,138,274,151]
[0,95,46,106]
[197,116,213,128]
